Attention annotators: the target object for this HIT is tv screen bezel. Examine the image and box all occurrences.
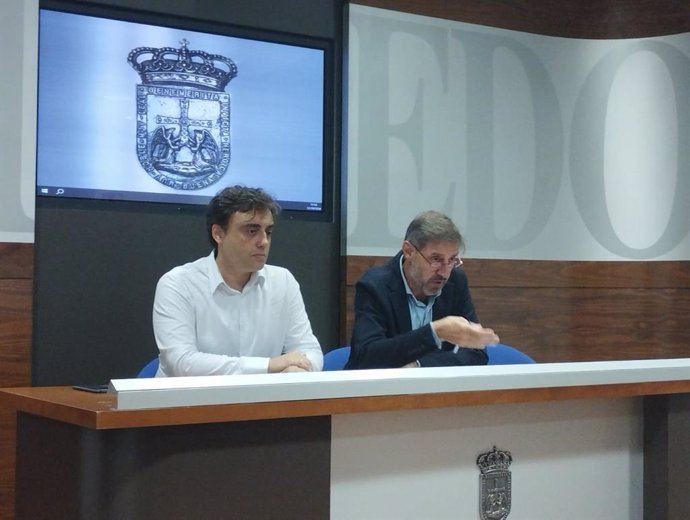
[35,0,336,222]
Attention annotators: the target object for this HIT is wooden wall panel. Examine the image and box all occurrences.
[352,0,690,38]
[473,287,690,363]
[0,243,33,520]
[343,257,690,364]
[346,257,690,289]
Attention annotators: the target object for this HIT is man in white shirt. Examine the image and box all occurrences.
[153,185,323,376]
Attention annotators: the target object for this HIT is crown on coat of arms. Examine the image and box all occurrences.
[127,39,237,91]
[477,446,513,474]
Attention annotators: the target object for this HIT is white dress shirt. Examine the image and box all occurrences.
[153,251,323,376]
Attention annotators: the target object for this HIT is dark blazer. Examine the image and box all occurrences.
[346,251,489,369]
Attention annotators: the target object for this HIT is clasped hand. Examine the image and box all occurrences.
[268,351,312,373]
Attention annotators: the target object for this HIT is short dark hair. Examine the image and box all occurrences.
[206,185,281,249]
[404,210,463,250]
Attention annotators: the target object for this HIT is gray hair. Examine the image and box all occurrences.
[404,210,463,250]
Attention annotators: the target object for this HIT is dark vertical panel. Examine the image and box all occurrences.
[644,394,690,520]
[33,202,211,384]
[15,413,331,520]
[15,413,82,519]
[668,395,690,519]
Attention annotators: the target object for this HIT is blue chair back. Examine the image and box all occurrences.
[138,349,353,376]
[486,344,536,365]
[135,346,531,375]
[323,346,351,371]
[137,357,160,377]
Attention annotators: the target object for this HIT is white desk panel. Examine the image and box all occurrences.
[331,397,643,520]
[109,358,690,410]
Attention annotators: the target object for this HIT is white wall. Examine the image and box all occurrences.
[346,5,690,261]
[6,2,690,257]
[0,0,37,243]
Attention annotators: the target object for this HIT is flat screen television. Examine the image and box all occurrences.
[36,5,331,217]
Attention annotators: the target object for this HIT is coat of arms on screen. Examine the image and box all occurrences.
[477,446,512,520]
[127,40,237,190]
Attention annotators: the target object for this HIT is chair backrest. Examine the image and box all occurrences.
[137,350,352,376]
[137,357,160,377]
[486,344,536,365]
[136,346,531,375]
[323,346,351,371]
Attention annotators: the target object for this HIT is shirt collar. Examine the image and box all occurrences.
[206,250,266,293]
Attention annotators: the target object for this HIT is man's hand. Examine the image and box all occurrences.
[268,351,312,373]
[282,365,309,373]
[432,316,499,348]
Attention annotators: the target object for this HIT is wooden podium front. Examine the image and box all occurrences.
[1,361,689,520]
[3,387,330,520]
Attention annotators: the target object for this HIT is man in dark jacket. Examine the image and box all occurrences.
[346,210,499,369]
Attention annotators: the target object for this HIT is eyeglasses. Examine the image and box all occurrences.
[410,243,463,270]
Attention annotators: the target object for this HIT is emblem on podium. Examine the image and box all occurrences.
[128,40,237,190]
[477,446,512,520]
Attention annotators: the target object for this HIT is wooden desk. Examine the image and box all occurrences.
[1,362,689,519]
[0,387,331,520]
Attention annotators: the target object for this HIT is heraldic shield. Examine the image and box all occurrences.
[128,40,237,190]
[477,447,513,520]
